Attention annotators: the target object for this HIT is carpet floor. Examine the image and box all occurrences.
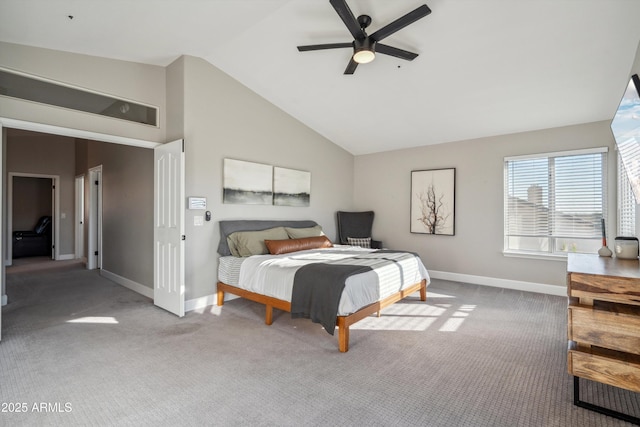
[0,260,638,426]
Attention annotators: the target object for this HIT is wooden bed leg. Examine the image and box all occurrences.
[217,289,225,306]
[420,279,427,301]
[376,311,381,318]
[337,318,349,352]
[265,305,273,325]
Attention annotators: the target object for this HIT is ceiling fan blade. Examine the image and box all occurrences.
[344,58,358,75]
[297,42,353,52]
[330,0,366,40]
[369,4,431,42]
[376,43,418,61]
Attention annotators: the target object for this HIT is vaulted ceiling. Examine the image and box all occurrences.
[1,0,640,155]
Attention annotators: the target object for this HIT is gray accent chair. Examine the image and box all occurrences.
[336,211,382,249]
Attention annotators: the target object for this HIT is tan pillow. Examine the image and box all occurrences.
[265,236,333,255]
[285,225,324,239]
[226,236,241,257]
[229,227,289,257]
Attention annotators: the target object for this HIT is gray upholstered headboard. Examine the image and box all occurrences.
[217,220,319,256]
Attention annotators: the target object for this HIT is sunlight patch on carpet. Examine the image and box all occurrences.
[67,316,119,324]
[350,301,477,332]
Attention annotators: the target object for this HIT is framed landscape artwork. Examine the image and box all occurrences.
[223,159,273,205]
[410,168,455,235]
[273,167,311,207]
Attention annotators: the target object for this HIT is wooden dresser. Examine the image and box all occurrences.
[567,253,640,424]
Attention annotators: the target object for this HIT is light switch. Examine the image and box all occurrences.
[194,216,204,226]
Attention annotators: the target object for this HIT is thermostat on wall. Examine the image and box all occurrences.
[188,197,207,210]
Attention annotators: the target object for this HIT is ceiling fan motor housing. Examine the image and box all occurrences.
[353,38,376,63]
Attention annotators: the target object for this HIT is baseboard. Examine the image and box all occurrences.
[1,294,6,306]
[100,269,153,299]
[57,254,75,261]
[428,270,566,297]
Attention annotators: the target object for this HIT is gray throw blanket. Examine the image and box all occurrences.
[291,263,373,335]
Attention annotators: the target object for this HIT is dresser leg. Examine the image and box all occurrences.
[573,376,640,425]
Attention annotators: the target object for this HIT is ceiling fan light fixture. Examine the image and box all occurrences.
[353,38,376,64]
[353,49,375,64]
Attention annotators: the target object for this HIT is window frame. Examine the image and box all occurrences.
[503,147,608,259]
[618,152,636,237]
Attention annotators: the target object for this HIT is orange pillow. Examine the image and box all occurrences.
[264,236,333,255]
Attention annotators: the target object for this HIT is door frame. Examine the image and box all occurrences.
[87,166,102,270]
[6,172,60,265]
[75,175,85,261]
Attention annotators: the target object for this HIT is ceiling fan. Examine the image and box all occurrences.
[297,0,431,75]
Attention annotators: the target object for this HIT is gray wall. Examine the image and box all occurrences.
[354,121,617,288]
[174,56,354,300]
[4,129,153,289]
[83,140,154,288]
[7,130,76,256]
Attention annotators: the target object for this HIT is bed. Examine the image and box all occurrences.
[216,220,430,352]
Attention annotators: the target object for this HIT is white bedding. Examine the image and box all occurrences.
[232,246,430,316]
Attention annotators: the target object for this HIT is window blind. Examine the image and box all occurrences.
[618,153,636,236]
[504,148,607,255]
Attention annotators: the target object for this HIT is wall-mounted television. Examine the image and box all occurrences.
[611,73,640,201]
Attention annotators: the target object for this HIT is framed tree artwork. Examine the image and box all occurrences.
[410,168,455,235]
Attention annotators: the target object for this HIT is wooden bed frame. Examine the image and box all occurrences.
[216,279,427,352]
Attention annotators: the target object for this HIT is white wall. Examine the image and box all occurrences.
[174,56,355,301]
[0,42,166,143]
[354,121,617,289]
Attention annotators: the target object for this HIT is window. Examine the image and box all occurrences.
[618,152,636,236]
[504,148,607,257]
[0,68,158,126]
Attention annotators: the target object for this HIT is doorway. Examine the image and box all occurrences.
[0,117,178,344]
[7,173,60,265]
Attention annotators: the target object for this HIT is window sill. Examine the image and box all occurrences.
[503,251,572,262]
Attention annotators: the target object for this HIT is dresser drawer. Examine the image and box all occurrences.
[569,349,640,393]
[569,304,640,355]
[569,273,640,306]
